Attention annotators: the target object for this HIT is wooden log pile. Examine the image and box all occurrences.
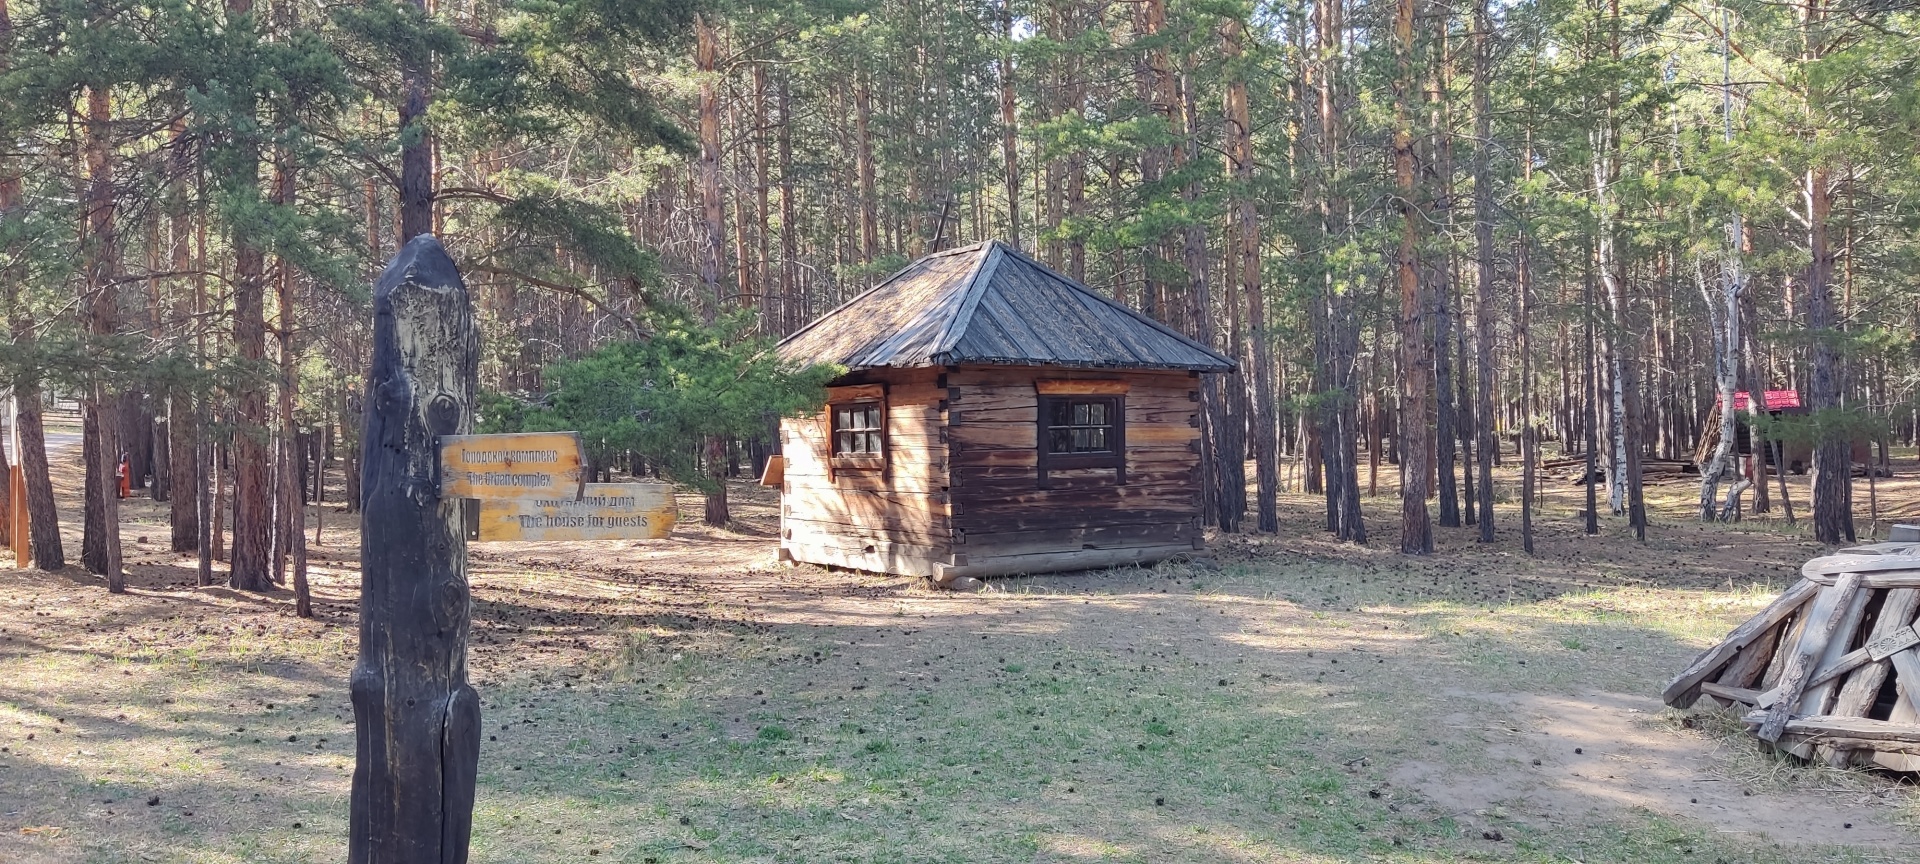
[1542,454,1695,486]
[1663,543,1920,771]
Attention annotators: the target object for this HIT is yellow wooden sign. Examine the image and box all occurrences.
[475,482,678,542]
[439,432,585,500]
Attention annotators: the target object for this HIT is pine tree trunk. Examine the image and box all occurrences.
[1430,29,1459,530]
[777,75,799,333]
[83,83,124,591]
[752,65,773,333]
[703,435,729,527]
[1223,18,1276,533]
[1518,210,1536,553]
[83,406,106,574]
[397,0,433,239]
[1318,0,1360,541]
[275,148,310,615]
[224,0,271,590]
[998,0,1020,246]
[1807,163,1851,543]
[1394,0,1431,555]
[12,384,63,570]
[1472,0,1497,542]
[695,15,727,315]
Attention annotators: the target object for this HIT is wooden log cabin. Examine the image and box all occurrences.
[773,240,1235,582]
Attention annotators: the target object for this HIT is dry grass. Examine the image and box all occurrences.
[0,447,1915,862]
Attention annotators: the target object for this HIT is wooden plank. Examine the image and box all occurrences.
[1759,573,1863,742]
[476,482,676,542]
[782,538,945,579]
[1699,682,1762,705]
[939,543,1196,579]
[1036,379,1131,395]
[958,523,1191,557]
[1661,578,1819,707]
[1868,625,1920,661]
[1761,609,1809,690]
[1890,646,1920,718]
[1803,572,1920,588]
[1742,711,1920,744]
[953,468,1196,492]
[759,455,785,487]
[1803,554,1920,578]
[827,383,886,401]
[1713,620,1783,690]
[780,486,951,529]
[439,431,585,500]
[957,507,1197,535]
[1800,582,1875,715]
[783,515,951,547]
[1835,541,1920,555]
[1830,589,1920,718]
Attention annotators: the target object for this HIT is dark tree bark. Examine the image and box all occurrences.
[168,123,199,551]
[398,0,433,239]
[81,83,124,590]
[1393,0,1431,555]
[1807,164,1852,544]
[82,406,107,574]
[350,236,480,864]
[11,385,62,570]
[275,146,311,617]
[227,0,271,590]
[1224,17,1276,533]
[694,14,727,312]
[1472,0,1497,543]
[703,435,729,526]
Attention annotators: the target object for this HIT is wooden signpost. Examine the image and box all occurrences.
[351,238,685,862]
[476,482,677,542]
[350,236,482,864]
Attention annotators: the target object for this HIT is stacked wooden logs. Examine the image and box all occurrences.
[1663,543,1920,772]
[1543,454,1696,486]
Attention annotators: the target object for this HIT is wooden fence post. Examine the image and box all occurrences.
[350,235,481,864]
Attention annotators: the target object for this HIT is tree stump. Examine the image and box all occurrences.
[350,235,481,864]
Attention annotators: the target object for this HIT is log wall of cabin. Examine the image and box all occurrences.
[780,368,952,577]
[945,365,1203,577]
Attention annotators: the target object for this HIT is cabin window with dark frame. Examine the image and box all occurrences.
[832,401,885,459]
[1037,395,1125,486]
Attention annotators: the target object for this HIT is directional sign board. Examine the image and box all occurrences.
[440,432,585,501]
[475,482,677,542]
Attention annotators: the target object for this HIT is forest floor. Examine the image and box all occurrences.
[1,441,1917,863]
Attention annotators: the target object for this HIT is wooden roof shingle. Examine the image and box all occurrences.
[775,241,1235,372]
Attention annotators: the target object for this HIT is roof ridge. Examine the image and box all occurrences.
[930,242,1002,362]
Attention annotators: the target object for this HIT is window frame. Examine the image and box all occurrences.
[825,383,888,479]
[1035,392,1126,488]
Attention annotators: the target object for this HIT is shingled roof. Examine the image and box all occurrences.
[775,240,1234,373]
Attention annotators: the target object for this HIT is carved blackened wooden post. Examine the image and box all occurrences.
[350,235,481,864]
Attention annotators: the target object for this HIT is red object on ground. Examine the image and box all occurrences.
[1724,390,1802,412]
